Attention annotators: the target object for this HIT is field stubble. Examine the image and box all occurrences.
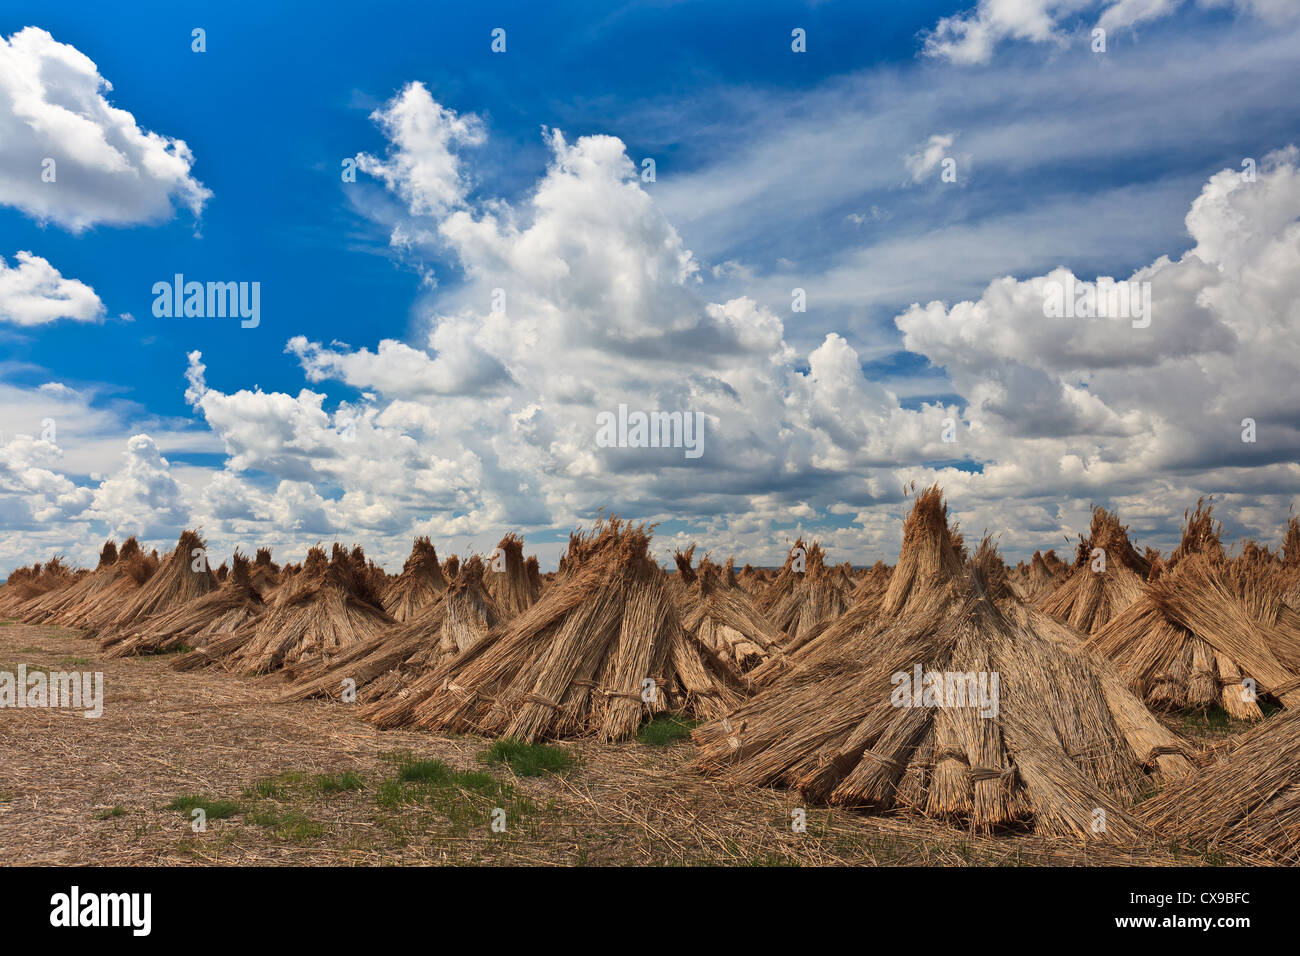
[0,621,1238,866]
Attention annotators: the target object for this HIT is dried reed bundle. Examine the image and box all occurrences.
[1039,507,1149,636]
[85,531,217,642]
[365,517,746,742]
[675,550,783,677]
[174,543,393,674]
[722,557,740,588]
[1283,517,1300,566]
[526,555,543,597]
[833,562,857,596]
[1145,547,1166,581]
[1167,497,1224,570]
[100,552,266,657]
[692,503,1193,840]
[1087,551,1300,718]
[668,543,700,605]
[54,538,155,631]
[381,536,447,622]
[1010,550,1066,602]
[1278,513,1300,606]
[485,533,540,617]
[1151,555,1300,708]
[879,485,965,620]
[0,557,76,616]
[0,564,38,605]
[757,539,853,644]
[749,486,963,685]
[348,544,390,597]
[1218,540,1300,675]
[21,542,119,623]
[265,547,328,608]
[850,561,892,607]
[250,548,281,596]
[1141,707,1300,863]
[283,555,502,703]
[1236,550,1300,676]
[737,563,771,595]
[1041,549,1069,577]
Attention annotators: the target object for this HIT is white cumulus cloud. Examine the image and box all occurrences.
[355,81,484,221]
[0,26,210,231]
[0,251,103,325]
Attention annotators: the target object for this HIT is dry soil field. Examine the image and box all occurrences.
[0,619,1244,867]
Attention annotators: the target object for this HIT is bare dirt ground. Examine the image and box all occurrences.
[0,620,1244,866]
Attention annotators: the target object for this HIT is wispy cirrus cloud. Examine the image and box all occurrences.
[922,0,1298,65]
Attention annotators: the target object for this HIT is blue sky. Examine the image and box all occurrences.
[2,1,1300,573]
[4,0,958,416]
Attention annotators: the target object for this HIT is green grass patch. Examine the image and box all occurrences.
[247,808,324,842]
[376,752,534,830]
[636,715,698,746]
[312,770,365,793]
[1184,699,1283,733]
[95,806,126,820]
[165,795,241,820]
[243,777,283,800]
[1185,705,1236,731]
[242,770,310,800]
[375,778,406,810]
[398,757,454,784]
[276,812,325,842]
[480,738,575,777]
[58,656,92,666]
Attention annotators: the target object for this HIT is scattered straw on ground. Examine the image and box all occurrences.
[0,621,1249,866]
